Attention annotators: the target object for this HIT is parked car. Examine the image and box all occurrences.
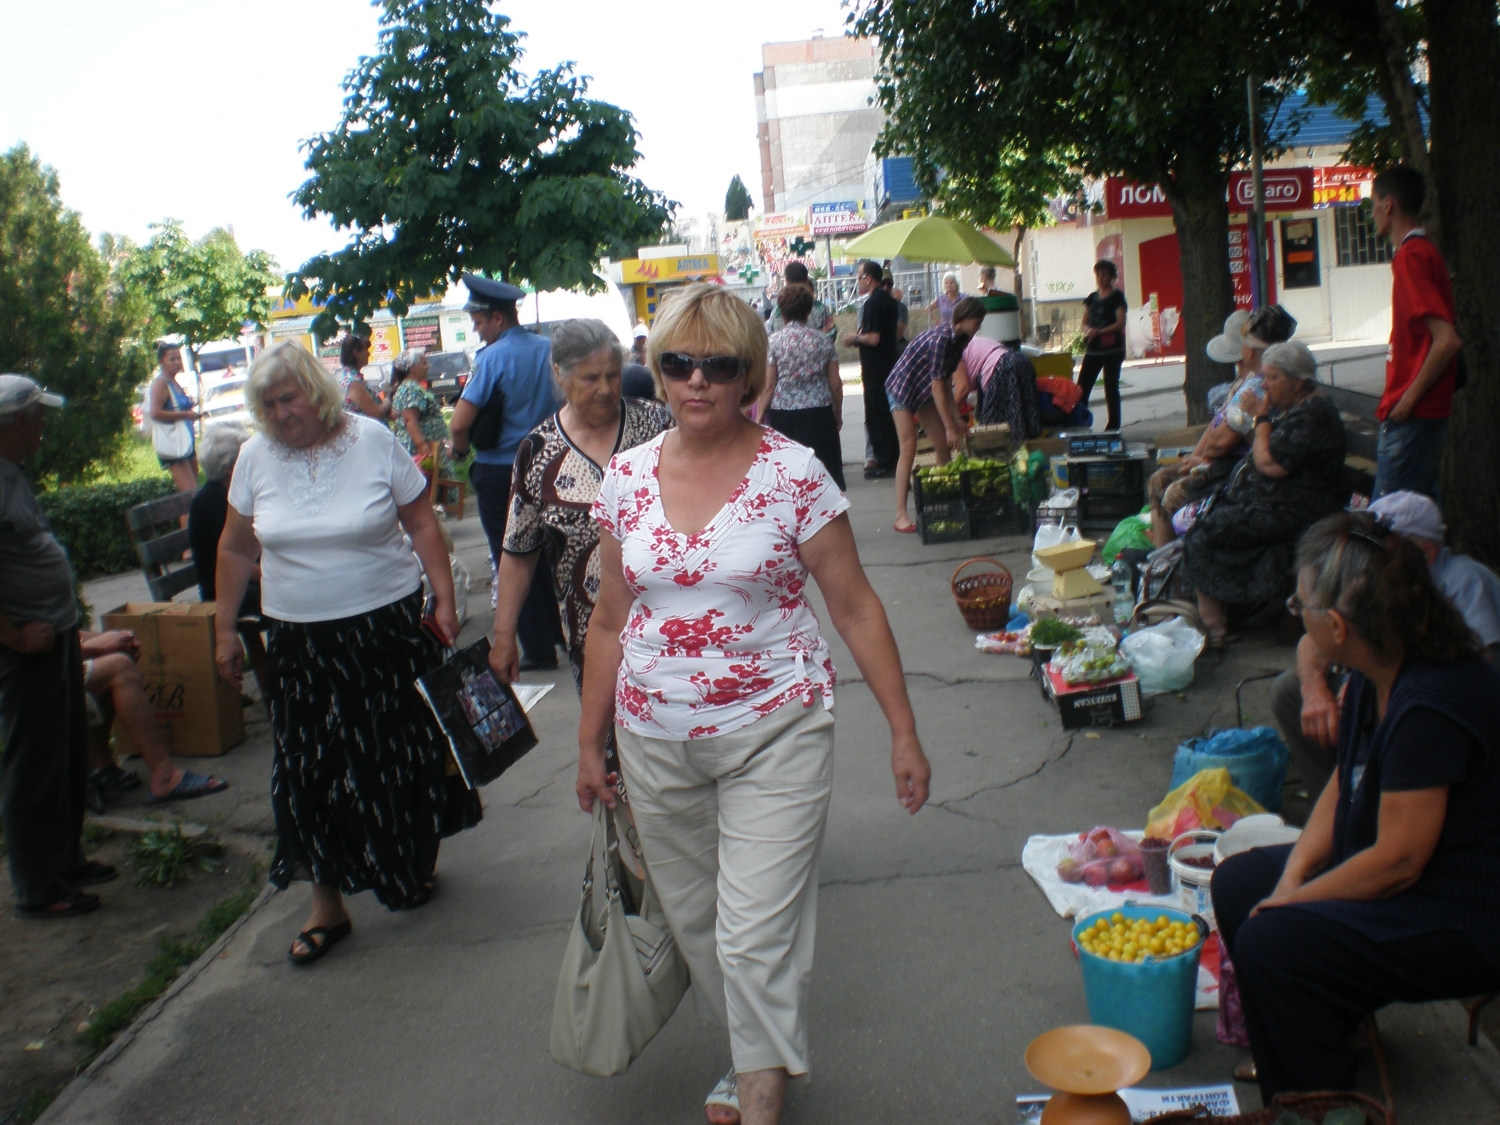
[200,376,253,430]
[424,351,471,403]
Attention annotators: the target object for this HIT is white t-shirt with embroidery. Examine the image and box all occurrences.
[592,428,851,740]
[228,414,429,622]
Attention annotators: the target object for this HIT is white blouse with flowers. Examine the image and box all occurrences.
[591,428,851,740]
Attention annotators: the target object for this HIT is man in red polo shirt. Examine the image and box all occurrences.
[1371,164,1463,499]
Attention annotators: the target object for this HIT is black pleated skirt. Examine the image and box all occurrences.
[264,589,482,909]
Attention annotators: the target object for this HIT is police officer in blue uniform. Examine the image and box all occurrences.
[449,275,563,669]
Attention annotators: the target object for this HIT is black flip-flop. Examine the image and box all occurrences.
[287,919,352,965]
[14,889,101,920]
[149,771,230,804]
[66,860,118,887]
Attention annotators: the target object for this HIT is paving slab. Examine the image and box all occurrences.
[48,397,1500,1124]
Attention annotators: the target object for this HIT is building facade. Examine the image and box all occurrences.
[1022,96,1398,354]
[754,36,883,216]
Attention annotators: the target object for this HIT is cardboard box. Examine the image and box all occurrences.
[1053,568,1105,600]
[1029,590,1116,623]
[1042,664,1143,729]
[101,602,245,757]
[1153,446,1194,467]
[1025,438,1070,458]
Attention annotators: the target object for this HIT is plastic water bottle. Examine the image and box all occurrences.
[1111,557,1133,623]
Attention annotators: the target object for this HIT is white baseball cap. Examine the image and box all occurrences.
[1369,491,1446,543]
[0,374,65,417]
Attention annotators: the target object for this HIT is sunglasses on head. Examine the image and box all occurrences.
[658,352,748,383]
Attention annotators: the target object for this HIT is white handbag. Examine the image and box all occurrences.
[549,803,689,1076]
[151,417,193,461]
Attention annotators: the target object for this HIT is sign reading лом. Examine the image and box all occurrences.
[1105,168,1315,220]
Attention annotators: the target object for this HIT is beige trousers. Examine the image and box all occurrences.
[615,699,835,1076]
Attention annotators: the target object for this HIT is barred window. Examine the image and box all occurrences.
[1334,205,1395,267]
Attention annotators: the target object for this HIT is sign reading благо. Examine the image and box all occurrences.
[1105,169,1315,220]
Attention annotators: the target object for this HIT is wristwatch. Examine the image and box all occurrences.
[1254,414,1272,428]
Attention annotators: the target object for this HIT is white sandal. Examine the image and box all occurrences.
[705,1070,740,1124]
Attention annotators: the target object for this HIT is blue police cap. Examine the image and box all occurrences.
[462,274,526,311]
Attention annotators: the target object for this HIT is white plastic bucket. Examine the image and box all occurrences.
[1026,567,1054,596]
[1168,830,1221,930]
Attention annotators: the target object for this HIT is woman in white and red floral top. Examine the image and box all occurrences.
[580,284,930,1125]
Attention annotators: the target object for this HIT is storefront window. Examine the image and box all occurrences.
[1334,204,1395,267]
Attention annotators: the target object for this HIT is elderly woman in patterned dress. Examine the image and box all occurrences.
[212,343,480,966]
[488,318,672,698]
[580,284,931,1125]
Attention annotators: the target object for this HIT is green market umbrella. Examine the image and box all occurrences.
[841,215,1015,267]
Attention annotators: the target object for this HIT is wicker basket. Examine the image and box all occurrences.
[1144,1090,1390,1125]
[950,557,1014,631]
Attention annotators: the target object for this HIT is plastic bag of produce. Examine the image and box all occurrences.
[1119,615,1204,697]
[1145,767,1265,841]
[1171,727,1290,814]
[1051,639,1132,684]
[1102,509,1153,564]
[1056,826,1144,886]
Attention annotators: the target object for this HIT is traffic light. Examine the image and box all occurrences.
[789,236,816,257]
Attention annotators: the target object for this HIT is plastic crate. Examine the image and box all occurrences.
[970,501,1023,540]
[961,464,1013,506]
[916,501,972,545]
[1078,494,1145,523]
[1069,458,1147,498]
[912,468,964,506]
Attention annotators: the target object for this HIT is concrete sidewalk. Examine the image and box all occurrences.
[49,398,1500,1124]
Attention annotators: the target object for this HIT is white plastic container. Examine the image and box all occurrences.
[1214,814,1302,865]
[1026,567,1054,596]
[1168,830,1222,930]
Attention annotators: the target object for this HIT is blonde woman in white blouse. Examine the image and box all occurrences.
[580,284,931,1125]
[213,343,480,966]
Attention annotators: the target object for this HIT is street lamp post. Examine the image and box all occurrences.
[1245,75,1268,309]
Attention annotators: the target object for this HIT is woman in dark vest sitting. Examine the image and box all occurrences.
[1212,510,1500,1102]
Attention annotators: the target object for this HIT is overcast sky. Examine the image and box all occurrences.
[1,0,852,273]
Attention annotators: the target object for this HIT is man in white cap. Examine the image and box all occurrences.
[1271,490,1500,794]
[0,375,114,917]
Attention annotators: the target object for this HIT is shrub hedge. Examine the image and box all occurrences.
[40,477,177,578]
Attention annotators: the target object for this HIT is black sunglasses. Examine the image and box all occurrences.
[658,352,748,383]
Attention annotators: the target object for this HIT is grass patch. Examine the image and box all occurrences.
[80,821,116,847]
[95,436,166,486]
[78,882,259,1053]
[130,823,223,888]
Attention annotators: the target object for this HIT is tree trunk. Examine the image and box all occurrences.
[1374,0,1438,239]
[1166,161,1235,425]
[1428,0,1500,567]
[1013,225,1027,302]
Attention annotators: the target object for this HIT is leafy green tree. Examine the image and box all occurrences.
[724,175,753,222]
[0,144,152,485]
[288,0,673,340]
[853,0,1309,421]
[1300,0,1500,563]
[118,219,279,369]
[1424,0,1500,565]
